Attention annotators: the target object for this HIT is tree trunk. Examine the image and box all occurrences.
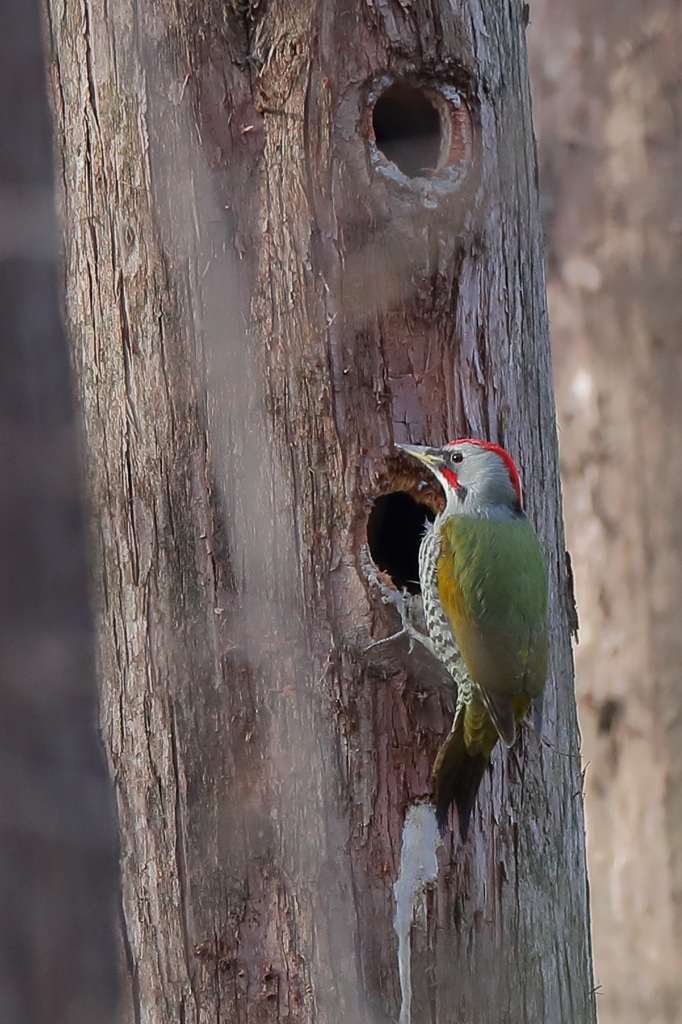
[45,1,595,1022]
[529,6,682,1022]
[0,1,119,1021]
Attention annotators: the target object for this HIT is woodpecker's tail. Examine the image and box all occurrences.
[432,698,501,840]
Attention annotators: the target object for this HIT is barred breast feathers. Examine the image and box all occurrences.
[419,517,468,688]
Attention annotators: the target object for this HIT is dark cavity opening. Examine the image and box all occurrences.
[372,84,442,178]
[597,697,624,736]
[367,492,435,594]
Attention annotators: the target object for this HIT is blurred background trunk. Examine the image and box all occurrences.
[45,1,595,1021]
[529,5,682,1022]
[0,0,119,1021]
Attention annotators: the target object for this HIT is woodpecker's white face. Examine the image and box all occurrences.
[397,439,523,519]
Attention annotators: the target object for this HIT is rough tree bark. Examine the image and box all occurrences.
[45,1,595,1022]
[0,1,119,1021]
[529,6,682,1023]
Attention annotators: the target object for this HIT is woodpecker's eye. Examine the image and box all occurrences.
[451,450,464,465]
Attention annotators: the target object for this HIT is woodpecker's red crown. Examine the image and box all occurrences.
[396,438,523,512]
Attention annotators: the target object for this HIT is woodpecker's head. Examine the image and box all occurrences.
[396,438,523,517]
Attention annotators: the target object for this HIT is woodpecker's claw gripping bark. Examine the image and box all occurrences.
[367,584,438,658]
[361,543,441,658]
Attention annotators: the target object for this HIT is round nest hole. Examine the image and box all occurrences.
[367,491,435,594]
[372,84,442,179]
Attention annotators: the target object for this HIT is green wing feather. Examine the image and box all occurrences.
[432,514,548,836]
[437,515,548,706]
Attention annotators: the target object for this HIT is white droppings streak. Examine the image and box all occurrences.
[393,803,440,1024]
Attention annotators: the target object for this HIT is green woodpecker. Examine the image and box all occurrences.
[396,439,548,839]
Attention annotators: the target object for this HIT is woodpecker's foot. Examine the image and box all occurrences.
[367,586,437,658]
[359,544,436,656]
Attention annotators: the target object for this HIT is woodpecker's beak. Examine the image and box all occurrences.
[395,443,443,471]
